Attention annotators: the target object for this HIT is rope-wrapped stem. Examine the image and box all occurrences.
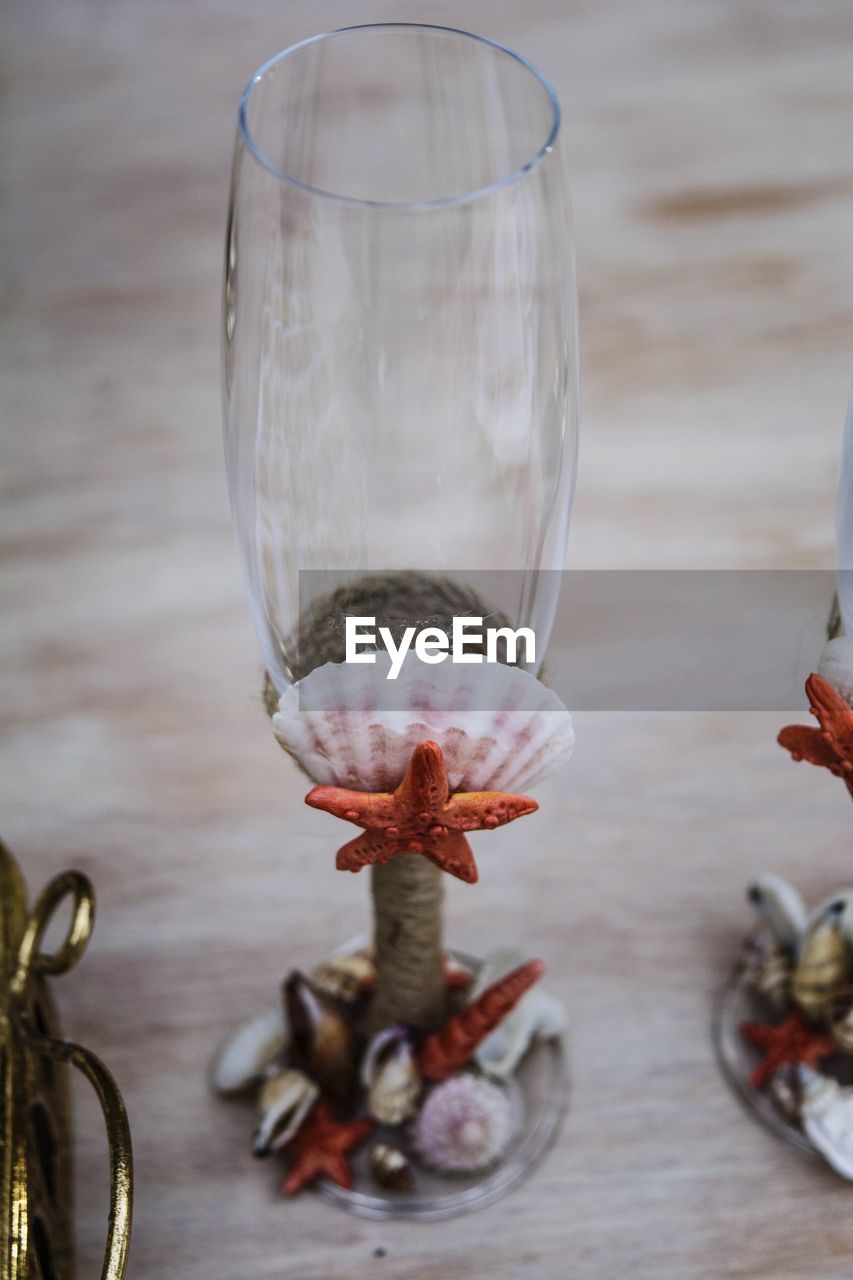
[266,573,508,1031]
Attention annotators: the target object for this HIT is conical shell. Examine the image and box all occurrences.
[272,655,574,793]
[418,959,545,1082]
[793,917,849,1019]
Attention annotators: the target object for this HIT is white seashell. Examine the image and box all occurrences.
[272,654,574,793]
[361,1024,421,1124]
[252,1067,319,1157]
[466,949,566,1080]
[747,874,808,952]
[210,1006,288,1096]
[798,1066,853,1180]
[818,636,853,706]
[413,1075,515,1173]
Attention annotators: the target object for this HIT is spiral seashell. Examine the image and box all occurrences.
[369,1143,414,1193]
[252,1067,319,1157]
[361,1024,421,1125]
[272,655,574,793]
[209,1006,289,1096]
[284,970,358,1100]
[793,914,849,1020]
[418,959,545,1082]
[412,1075,514,1173]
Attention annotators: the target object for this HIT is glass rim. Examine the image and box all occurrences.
[238,22,562,213]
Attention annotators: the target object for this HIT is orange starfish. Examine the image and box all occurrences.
[740,1009,834,1090]
[778,674,853,797]
[305,740,537,884]
[281,1101,373,1196]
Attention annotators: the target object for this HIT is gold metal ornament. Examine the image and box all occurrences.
[1,840,133,1279]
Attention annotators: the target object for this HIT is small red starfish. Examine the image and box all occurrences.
[281,1102,373,1196]
[305,740,537,884]
[778,674,853,797]
[740,1009,835,1089]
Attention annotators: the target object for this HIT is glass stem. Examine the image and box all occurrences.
[367,858,446,1034]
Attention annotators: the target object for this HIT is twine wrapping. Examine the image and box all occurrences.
[264,573,509,1031]
[368,857,447,1033]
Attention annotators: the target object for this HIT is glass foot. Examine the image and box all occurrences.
[319,1027,567,1221]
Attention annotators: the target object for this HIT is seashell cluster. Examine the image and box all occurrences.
[272,655,574,794]
[742,874,853,1179]
[412,1075,514,1173]
[210,945,555,1196]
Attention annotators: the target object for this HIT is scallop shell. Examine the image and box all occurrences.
[465,949,566,1080]
[252,1067,319,1157]
[209,1006,288,1096]
[361,1024,421,1125]
[412,1075,515,1173]
[798,1066,853,1179]
[272,654,574,793]
[819,637,853,706]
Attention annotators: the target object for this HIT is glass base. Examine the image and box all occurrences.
[319,1028,567,1221]
[714,937,823,1167]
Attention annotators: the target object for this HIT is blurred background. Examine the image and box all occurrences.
[2,2,853,1277]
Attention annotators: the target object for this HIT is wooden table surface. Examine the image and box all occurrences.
[4,2,853,1277]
